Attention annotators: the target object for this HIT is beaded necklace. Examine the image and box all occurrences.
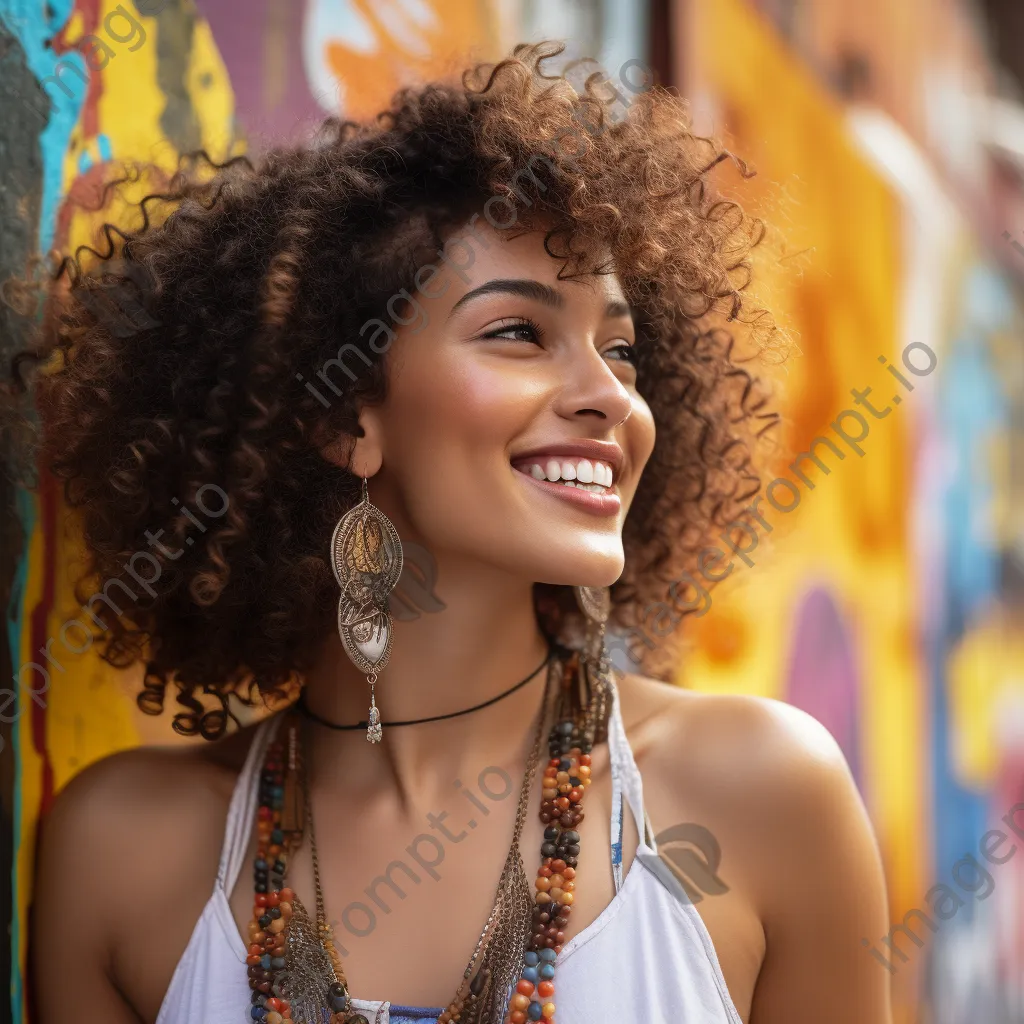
[244,648,610,1024]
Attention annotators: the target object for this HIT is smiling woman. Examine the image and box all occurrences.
[7,39,892,1024]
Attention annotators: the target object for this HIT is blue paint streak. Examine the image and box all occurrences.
[5,489,35,1024]
[0,6,81,1022]
[0,0,86,253]
[930,261,1013,934]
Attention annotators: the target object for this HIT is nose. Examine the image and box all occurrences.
[553,345,633,429]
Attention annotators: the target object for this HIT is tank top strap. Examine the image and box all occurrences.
[606,673,657,894]
[216,712,284,896]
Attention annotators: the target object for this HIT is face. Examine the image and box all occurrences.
[343,215,656,589]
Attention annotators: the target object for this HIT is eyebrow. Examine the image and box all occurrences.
[448,277,633,321]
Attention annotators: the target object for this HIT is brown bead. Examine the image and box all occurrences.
[554,798,570,811]
[559,811,574,827]
[551,859,566,872]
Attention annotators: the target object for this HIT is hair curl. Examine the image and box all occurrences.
[7,42,781,738]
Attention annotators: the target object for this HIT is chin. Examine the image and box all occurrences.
[525,543,625,590]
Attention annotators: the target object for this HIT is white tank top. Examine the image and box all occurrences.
[155,679,744,1024]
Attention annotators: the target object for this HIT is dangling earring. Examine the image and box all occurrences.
[572,585,613,745]
[330,476,404,743]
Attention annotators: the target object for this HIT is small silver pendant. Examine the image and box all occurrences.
[366,703,382,743]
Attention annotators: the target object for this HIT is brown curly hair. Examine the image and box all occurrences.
[8,42,780,739]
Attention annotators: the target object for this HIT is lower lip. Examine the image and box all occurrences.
[513,469,622,517]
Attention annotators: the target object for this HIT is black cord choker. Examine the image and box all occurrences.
[295,643,558,730]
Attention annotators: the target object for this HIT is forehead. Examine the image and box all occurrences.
[436,217,626,306]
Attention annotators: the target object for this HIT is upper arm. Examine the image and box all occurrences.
[31,754,146,1024]
[741,701,893,1024]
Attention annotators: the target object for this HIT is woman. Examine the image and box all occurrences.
[18,43,891,1024]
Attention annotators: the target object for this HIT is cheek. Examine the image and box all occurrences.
[389,350,544,459]
[629,397,657,468]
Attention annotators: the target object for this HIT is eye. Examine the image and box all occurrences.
[480,317,545,344]
[606,342,639,366]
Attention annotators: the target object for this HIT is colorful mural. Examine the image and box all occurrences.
[4,1,1023,1022]
[677,1,1024,1020]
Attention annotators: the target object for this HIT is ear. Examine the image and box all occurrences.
[319,406,384,479]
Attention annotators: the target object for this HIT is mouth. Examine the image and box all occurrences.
[510,454,621,517]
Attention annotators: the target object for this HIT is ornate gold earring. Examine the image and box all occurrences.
[573,585,613,745]
[330,476,403,743]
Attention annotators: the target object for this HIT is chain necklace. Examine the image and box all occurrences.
[242,646,611,1024]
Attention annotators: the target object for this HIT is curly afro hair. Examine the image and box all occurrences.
[8,41,781,739]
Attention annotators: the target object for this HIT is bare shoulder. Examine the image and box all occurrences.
[33,715,269,962]
[613,671,878,903]
[40,716,262,852]
[615,670,853,792]
[31,715,278,1023]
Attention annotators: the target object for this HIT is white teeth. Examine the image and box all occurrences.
[566,481,607,492]
[518,457,615,490]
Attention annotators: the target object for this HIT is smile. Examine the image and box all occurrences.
[511,456,621,516]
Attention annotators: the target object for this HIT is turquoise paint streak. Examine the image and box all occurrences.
[0,0,86,252]
[0,4,83,1021]
[4,491,34,1024]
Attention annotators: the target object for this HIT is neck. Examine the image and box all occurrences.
[300,558,553,808]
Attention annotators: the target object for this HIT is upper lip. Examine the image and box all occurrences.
[510,439,624,483]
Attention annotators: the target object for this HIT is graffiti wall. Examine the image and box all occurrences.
[6,1,1021,1022]
[678,0,1024,1020]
